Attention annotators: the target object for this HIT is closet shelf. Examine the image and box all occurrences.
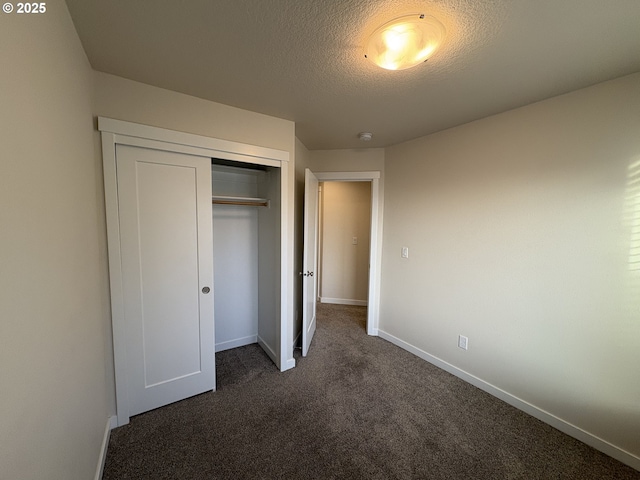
[212,195,269,207]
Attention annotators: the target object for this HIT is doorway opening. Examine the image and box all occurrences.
[312,171,382,337]
[317,180,371,333]
[301,169,381,356]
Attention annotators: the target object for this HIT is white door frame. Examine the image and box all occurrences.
[314,171,382,336]
[99,117,294,426]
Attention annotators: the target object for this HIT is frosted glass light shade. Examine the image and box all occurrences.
[365,14,445,71]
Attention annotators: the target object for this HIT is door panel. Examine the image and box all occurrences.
[116,145,214,416]
[302,169,319,356]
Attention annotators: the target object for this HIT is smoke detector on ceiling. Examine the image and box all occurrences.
[359,132,373,141]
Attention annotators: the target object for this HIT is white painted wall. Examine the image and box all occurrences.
[308,148,385,173]
[213,208,258,349]
[94,72,295,155]
[320,182,371,305]
[0,1,110,478]
[212,166,260,351]
[380,73,640,464]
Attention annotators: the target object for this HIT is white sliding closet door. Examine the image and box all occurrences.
[116,145,214,417]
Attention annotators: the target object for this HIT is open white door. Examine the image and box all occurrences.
[116,144,215,418]
[302,168,319,356]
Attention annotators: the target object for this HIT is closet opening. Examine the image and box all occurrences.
[211,158,282,369]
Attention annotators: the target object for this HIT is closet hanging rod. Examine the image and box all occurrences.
[211,195,270,207]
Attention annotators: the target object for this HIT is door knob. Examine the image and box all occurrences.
[202,286,211,294]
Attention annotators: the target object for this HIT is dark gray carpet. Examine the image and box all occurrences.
[103,304,640,479]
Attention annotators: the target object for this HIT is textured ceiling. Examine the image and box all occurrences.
[65,0,640,150]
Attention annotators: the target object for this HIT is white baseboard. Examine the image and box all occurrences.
[281,357,296,371]
[377,329,640,472]
[217,335,295,372]
[95,416,117,480]
[215,335,257,352]
[320,297,367,306]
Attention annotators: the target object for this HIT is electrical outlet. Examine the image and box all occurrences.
[458,335,468,350]
[352,236,358,245]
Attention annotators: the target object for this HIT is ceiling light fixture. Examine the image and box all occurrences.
[365,14,445,71]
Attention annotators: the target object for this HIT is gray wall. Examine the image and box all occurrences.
[320,182,371,304]
[380,73,640,460]
[0,1,110,478]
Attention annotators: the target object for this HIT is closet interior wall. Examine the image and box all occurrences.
[211,160,281,365]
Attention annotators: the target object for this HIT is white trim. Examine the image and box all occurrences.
[368,177,381,337]
[114,134,283,168]
[215,335,258,352]
[98,117,289,163]
[99,117,293,425]
[378,329,640,472]
[94,416,116,480]
[282,358,296,370]
[320,297,368,306]
[279,162,295,371]
[101,132,130,428]
[314,171,383,337]
[315,171,380,181]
